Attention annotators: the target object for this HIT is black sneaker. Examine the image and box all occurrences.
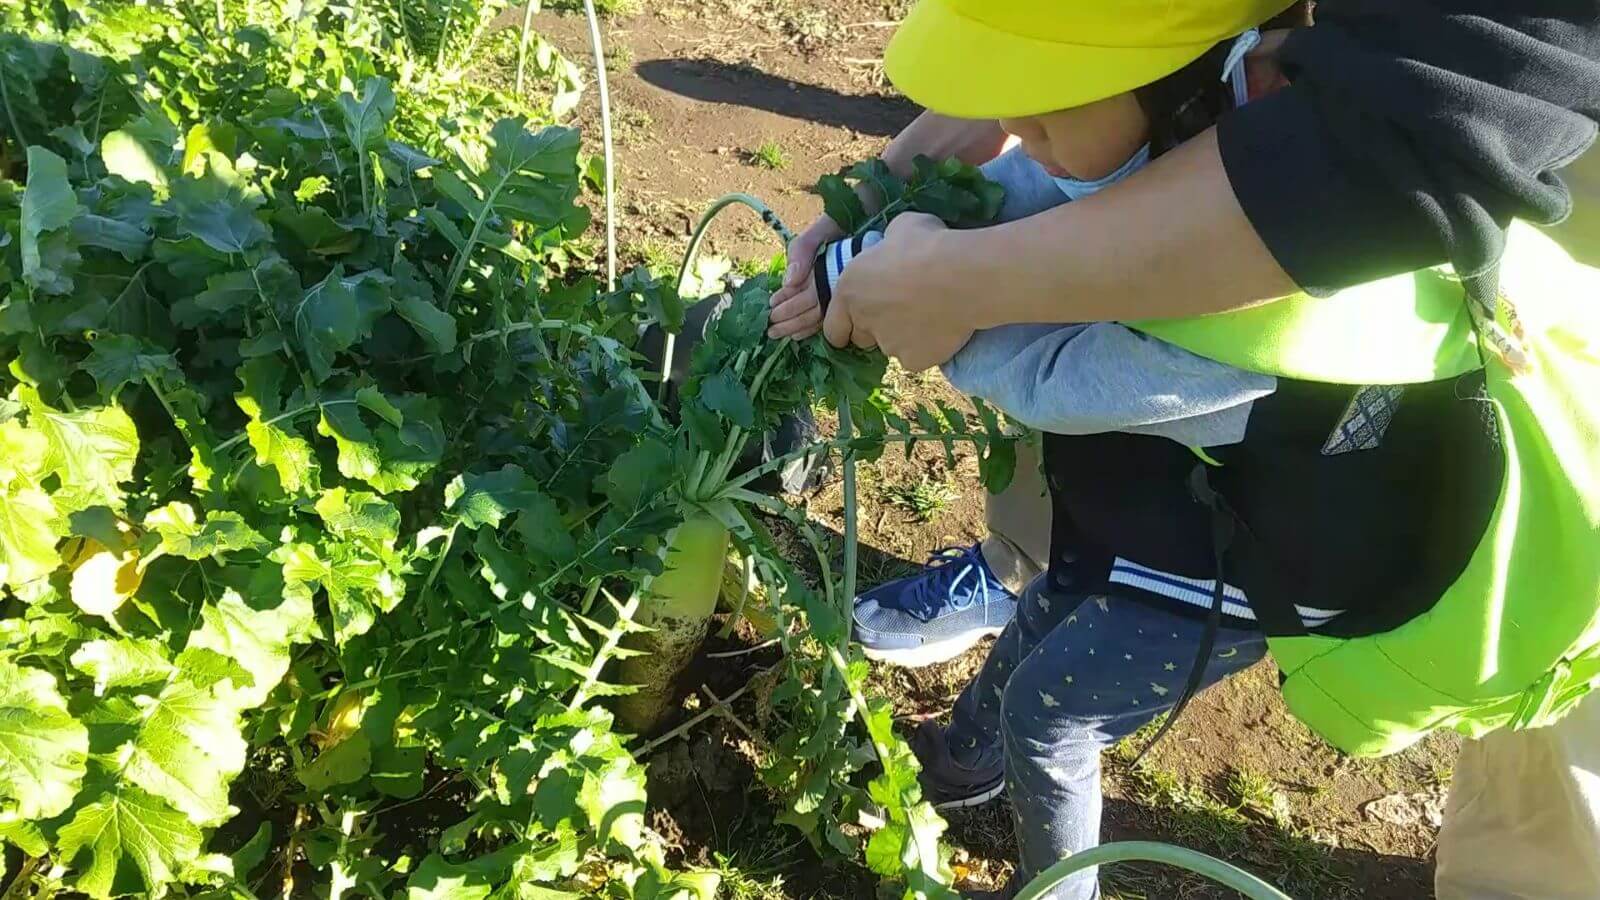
[909,719,1006,811]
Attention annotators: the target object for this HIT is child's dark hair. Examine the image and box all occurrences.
[1136,2,1313,156]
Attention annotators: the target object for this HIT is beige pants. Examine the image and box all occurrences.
[1437,147,1600,900]
[978,436,1053,595]
[1436,696,1600,899]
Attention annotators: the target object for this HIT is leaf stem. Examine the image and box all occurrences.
[142,374,181,425]
[0,53,31,152]
[216,399,358,452]
[0,856,43,900]
[514,0,544,94]
[417,524,457,605]
[837,398,858,617]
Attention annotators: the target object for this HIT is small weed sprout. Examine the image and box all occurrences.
[750,140,790,171]
[1227,765,1294,828]
[884,475,959,522]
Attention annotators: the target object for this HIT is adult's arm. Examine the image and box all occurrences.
[827,131,1297,366]
[827,2,1600,364]
[1226,0,1600,294]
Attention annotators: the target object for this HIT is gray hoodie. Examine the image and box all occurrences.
[826,148,1277,449]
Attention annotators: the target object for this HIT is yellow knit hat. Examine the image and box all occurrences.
[885,0,1296,119]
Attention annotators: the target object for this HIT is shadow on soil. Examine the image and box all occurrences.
[635,58,919,136]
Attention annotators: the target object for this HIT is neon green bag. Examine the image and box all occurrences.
[1133,222,1600,756]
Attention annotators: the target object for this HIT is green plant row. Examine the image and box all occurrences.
[0,3,1016,898]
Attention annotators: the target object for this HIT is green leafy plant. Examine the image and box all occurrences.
[0,6,1018,899]
[884,474,959,522]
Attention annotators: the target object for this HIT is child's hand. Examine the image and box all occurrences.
[767,277,824,340]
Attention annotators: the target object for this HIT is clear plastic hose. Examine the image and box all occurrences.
[1015,841,1295,900]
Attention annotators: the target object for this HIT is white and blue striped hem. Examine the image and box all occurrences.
[814,230,884,311]
[1108,558,1344,628]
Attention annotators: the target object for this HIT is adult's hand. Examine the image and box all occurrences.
[822,212,976,371]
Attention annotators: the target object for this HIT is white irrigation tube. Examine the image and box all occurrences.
[581,0,617,291]
[659,193,795,401]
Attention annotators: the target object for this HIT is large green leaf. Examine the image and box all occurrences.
[317,390,443,494]
[696,371,755,428]
[0,661,89,819]
[395,295,458,354]
[21,146,83,294]
[0,480,60,589]
[20,384,139,513]
[338,78,395,154]
[117,680,248,826]
[143,502,267,560]
[294,269,363,383]
[600,439,674,510]
[446,122,586,235]
[314,488,401,548]
[407,853,495,900]
[82,335,179,397]
[577,753,647,850]
[0,418,47,487]
[70,638,175,689]
[55,783,203,899]
[185,586,316,708]
[279,542,400,645]
[234,358,320,495]
[101,128,170,190]
[171,257,299,328]
[170,171,269,255]
[0,35,50,156]
[446,464,542,530]
[296,731,372,791]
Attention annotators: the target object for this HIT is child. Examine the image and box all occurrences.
[767,28,1287,458]
[771,9,1330,900]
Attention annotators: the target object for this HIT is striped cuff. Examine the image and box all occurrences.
[813,230,884,315]
[1108,557,1345,628]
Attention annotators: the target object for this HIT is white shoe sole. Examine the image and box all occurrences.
[931,780,1006,811]
[859,625,1006,668]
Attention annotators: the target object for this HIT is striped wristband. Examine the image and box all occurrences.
[812,230,884,315]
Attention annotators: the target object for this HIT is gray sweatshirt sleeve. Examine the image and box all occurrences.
[944,148,1275,448]
[940,323,1275,448]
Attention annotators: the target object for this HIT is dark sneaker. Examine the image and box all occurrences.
[853,545,1018,667]
[909,720,1005,811]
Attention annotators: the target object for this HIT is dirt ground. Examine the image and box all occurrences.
[486,4,1456,897]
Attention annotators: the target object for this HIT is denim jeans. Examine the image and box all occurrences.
[944,572,1268,899]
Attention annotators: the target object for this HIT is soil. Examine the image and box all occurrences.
[479,3,1457,897]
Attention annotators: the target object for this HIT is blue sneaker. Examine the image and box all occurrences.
[852,544,1018,667]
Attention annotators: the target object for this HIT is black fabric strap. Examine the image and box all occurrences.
[813,243,834,317]
[1132,465,1239,766]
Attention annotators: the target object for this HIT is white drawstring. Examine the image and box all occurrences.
[1222,28,1262,108]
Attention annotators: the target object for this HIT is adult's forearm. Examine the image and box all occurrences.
[881,112,1009,177]
[959,129,1297,327]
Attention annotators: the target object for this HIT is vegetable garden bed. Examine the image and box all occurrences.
[0,3,1017,897]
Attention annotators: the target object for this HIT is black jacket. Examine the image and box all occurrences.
[1220,0,1600,295]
